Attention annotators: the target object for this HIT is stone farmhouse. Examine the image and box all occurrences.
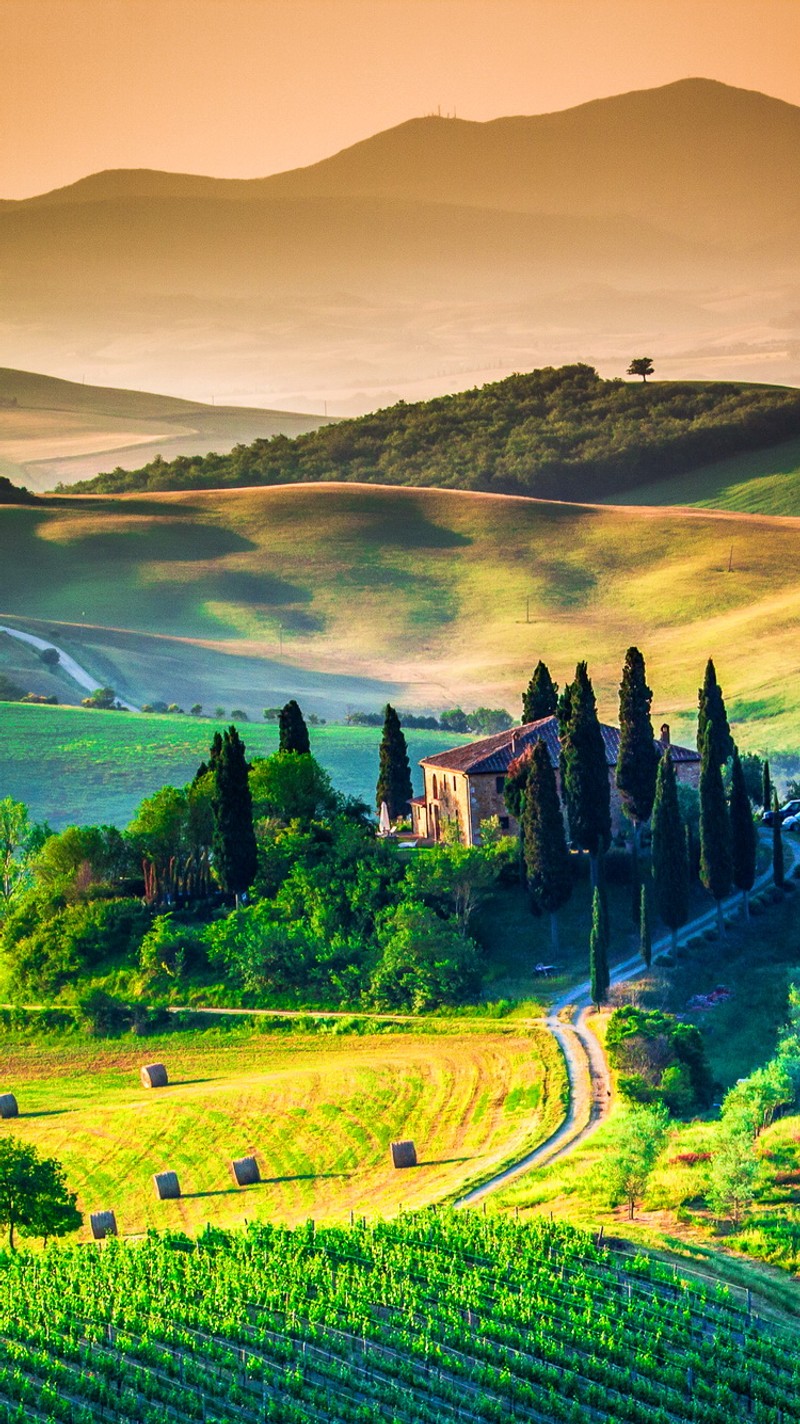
[410,715,700,847]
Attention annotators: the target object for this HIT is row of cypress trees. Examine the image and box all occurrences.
[515,652,765,993]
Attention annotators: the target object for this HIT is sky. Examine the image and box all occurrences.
[1,0,798,198]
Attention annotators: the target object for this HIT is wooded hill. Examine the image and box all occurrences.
[73,365,800,502]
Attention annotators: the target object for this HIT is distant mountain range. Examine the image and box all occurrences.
[1,79,798,410]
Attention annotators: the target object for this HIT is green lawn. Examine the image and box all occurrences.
[607,433,800,514]
[0,702,468,829]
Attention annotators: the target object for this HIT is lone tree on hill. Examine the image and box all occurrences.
[376,705,413,821]
[589,885,610,1007]
[699,723,732,938]
[522,661,558,723]
[521,739,572,954]
[560,662,611,887]
[697,659,733,769]
[616,646,659,901]
[627,357,654,383]
[211,725,257,902]
[730,749,757,919]
[0,1139,82,1250]
[650,750,689,954]
[278,700,310,755]
[772,789,785,888]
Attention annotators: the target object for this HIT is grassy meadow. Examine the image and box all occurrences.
[0,1020,565,1239]
[2,482,800,752]
[610,433,800,514]
[0,703,469,828]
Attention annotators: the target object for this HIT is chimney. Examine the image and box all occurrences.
[660,723,670,746]
[510,730,518,754]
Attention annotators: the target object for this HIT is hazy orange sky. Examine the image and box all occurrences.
[1,0,798,199]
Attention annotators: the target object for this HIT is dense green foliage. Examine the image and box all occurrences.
[278,700,310,756]
[589,886,609,1006]
[0,1214,797,1423]
[71,365,800,502]
[522,740,571,949]
[211,727,258,899]
[697,659,734,768]
[606,1006,714,1116]
[699,724,733,918]
[616,646,658,829]
[560,662,611,864]
[0,1139,81,1250]
[730,750,757,905]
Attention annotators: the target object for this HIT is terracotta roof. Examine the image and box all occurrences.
[420,716,699,777]
[409,795,426,806]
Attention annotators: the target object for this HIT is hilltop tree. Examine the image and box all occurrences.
[699,723,732,938]
[376,705,413,821]
[0,1140,82,1250]
[522,661,558,723]
[560,663,611,885]
[697,659,733,769]
[589,885,610,1007]
[627,357,654,383]
[773,789,785,889]
[650,751,689,954]
[278,700,310,755]
[521,739,572,953]
[211,726,257,902]
[730,749,757,919]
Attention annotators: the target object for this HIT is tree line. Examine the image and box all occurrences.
[68,365,800,502]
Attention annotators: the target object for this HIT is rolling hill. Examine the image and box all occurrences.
[0,367,330,491]
[1,79,798,408]
[2,481,800,754]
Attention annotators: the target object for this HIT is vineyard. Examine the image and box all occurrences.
[0,1213,797,1423]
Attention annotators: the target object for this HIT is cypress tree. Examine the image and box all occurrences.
[376,704,413,821]
[651,751,689,954]
[560,662,611,886]
[730,749,757,919]
[278,700,310,755]
[521,739,572,954]
[699,722,732,938]
[589,886,610,1007]
[616,645,659,841]
[697,659,733,769]
[522,661,559,724]
[762,760,772,814]
[639,882,652,968]
[211,725,257,902]
[773,789,785,888]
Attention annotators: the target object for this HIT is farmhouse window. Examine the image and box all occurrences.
[495,775,505,793]
[499,816,510,830]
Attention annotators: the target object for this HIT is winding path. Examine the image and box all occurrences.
[0,623,139,711]
[456,830,799,1206]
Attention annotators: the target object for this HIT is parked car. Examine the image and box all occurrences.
[783,812,800,832]
[763,798,800,826]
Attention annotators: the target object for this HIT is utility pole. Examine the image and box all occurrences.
[727,546,733,573]
[526,597,531,624]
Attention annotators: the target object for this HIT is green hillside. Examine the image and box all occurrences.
[0,1214,796,1422]
[72,365,800,503]
[2,481,800,752]
[0,706,468,829]
[603,432,800,515]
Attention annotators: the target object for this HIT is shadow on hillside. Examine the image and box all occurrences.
[184,1171,350,1199]
[22,1109,67,1118]
[415,1155,472,1168]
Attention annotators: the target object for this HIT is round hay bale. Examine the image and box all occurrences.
[230,1156,261,1187]
[90,1210,118,1240]
[140,1063,169,1089]
[390,1140,417,1169]
[153,1171,181,1201]
[0,1094,18,1120]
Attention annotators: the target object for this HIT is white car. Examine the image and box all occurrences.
[782,812,800,832]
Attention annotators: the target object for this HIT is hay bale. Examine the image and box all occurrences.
[0,1094,18,1119]
[153,1171,181,1201]
[140,1063,169,1089]
[90,1211,118,1240]
[230,1156,261,1187]
[390,1140,417,1169]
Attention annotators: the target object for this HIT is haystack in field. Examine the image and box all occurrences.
[0,1094,18,1119]
[153,1171,181,1200]
[90,1211,118,1240]
[140,1063,169,1089]
[390,1140,417,1169]
[230,1156,261,1187]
